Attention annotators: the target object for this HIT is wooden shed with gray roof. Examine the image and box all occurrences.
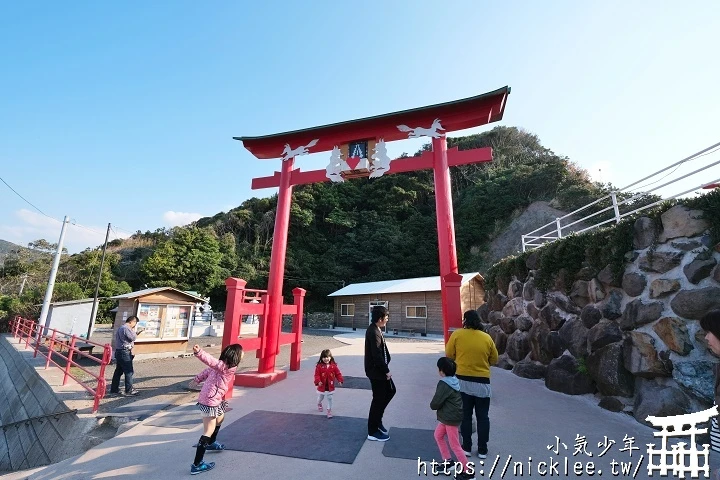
[110,287,207,359]
[328,272,485,335]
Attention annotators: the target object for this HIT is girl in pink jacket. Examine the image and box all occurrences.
[190,343,243,475]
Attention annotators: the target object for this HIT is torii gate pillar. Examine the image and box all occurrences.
[432,135,462,342]
[260,156,294,373]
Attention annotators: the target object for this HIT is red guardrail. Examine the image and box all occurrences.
[9,316,112,413]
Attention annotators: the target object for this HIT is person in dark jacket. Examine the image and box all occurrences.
[110,315,144,396]
[701,310,720,480]
[431,357,475,480]
[365,305,394,442]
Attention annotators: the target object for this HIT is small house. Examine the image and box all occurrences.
[328,272,485,335]
[110,287,206,359]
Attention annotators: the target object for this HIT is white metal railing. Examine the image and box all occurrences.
[521,141,720,252]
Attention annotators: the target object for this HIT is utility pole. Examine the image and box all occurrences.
[18,273,28,295]
[38,216,70,330]
[87,223,111,340]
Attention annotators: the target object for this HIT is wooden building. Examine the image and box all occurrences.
[110,287,206,359]
[328,273,485,335]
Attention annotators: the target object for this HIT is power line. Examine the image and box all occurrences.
[0,175,52,218]
[626,146,720,194]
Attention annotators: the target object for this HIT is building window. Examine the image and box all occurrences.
[136,303,191,340]
[406,306,427,318]
[341,304,355,316]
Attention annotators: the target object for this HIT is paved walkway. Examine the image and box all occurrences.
[3,331,664,480]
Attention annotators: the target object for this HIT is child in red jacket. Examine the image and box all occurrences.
[314,349,344,418]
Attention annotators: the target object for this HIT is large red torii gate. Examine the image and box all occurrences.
[231,86,510,387]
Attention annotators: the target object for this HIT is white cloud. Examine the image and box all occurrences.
[163,211,203,227]
[0,209,131,253]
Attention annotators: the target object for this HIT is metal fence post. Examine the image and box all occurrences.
[556,218,563,239]
[63,335,77,386]
[611,191,621,223]
[521,235,526,252]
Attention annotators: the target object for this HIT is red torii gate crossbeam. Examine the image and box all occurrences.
[231,86,510,387]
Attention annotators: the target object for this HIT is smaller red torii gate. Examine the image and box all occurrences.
[228,87,510,387]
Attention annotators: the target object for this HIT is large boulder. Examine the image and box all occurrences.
[633,378,693,426]
[512,357,548,379]
[638,251,685,273]
[658,205,710,242]
[545,331,565,360]
[490,291,508,312]
[587,320,623,353]
[653,317,693,355]
[495,353,514,370]
[649,278,681,298]
[506,330,531,362]
[526,302,540,319]
[598,396,625,412]
[623,331,672,378]
[487,325,508,355]
[621,272,647,297]
[478,303,490,322]
[499,316,517,335]
[534,289,547,308]
[507,279,524,299]
[633,217,656,249]
[569,280,591,308]
[523,278,536,302]
[580,305,603,329]
[545,355,596,395]
[547,292,582,314]
[515,314,533,332]
[601,290,623,320]
[558,316,589,359]
[714,264,720,284]
[672,360,716,404]
[502,297,525,318]
[684,251,717,284]
[597,265,616,287]
[586,342,634,397]
[540,301,567,331]
[488,311,504,326]
[619,299,664,330]
[670,287,720,320]
[529,320,553,364]
[672,239,703,251]
[588,279,606,303]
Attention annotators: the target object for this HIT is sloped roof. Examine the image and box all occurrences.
[110,287,207,302]
[328,272,483,297]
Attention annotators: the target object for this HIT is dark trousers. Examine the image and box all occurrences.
[368,378,395,435]
[110,349,134,393]
[460,393,490,454]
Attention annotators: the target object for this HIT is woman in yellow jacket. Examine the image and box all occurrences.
[445,310,498,459]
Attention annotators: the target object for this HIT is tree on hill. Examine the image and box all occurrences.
[141,227,227,296]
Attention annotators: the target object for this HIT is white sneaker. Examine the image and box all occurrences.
[478,453,487,459]
[462,449,471,457]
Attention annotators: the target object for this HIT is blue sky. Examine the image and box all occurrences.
[1,1,719,253]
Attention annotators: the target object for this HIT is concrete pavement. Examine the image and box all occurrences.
[3,331,665,480]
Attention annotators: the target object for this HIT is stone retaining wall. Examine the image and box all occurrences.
[0,334,80,472]
[483,205,720,425]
